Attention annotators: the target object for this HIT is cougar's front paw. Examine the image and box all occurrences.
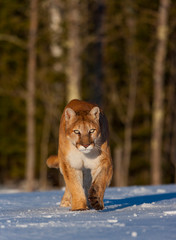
[88,186,104,210]
[71,197,88,211]
[71,206,89,211]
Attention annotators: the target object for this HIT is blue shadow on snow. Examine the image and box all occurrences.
[103,192,176,212]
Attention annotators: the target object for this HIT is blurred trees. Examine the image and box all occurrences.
[150,0,170,185]
[66,0,81,102]
[26,0,38,191]
[0,0,176,190]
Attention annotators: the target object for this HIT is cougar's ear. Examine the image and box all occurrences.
[89,106,100,120]
[65,108,76,121]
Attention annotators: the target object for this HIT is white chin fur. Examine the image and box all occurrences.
[78,145,93,153]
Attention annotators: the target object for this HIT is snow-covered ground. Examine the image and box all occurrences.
[0,185,176,240]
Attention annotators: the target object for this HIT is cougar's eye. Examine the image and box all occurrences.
[89,129,95,134]
[73,130,80,135]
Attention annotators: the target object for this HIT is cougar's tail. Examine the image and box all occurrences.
[46,155,59,169]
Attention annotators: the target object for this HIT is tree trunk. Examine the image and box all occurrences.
[170,70,176,183]
[39,110,51,190]
[92,0,105,106]
[121,0,138,186]
[49,0,63,66]
[163,54,176,183]
[38,0,63,189]
[171,111,176,183]
[66,0,81,102]
[26,0,38,191]
[150,0,170,185]
[113,147,123,186]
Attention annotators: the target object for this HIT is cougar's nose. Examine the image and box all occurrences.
[83,144,90,148]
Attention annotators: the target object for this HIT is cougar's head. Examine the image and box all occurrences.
[65,106,101,153]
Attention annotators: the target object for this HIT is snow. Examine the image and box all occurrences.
[0,185,176,240]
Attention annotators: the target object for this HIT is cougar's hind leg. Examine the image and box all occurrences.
[60,186,71,207]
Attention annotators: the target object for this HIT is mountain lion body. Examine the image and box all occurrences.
[47,99,113,211]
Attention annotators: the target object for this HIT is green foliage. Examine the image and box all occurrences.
[0,97,26,181]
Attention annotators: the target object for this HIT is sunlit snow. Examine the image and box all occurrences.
[0,185,176,240]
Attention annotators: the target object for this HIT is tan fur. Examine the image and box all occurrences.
[47,99,113,211]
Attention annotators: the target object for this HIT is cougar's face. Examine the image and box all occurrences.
[65,107,101,154]
[71,121,100,153]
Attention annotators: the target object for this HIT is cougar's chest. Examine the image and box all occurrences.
[66,145,99,170]
[66,146,83,169]
[82,153,100,169]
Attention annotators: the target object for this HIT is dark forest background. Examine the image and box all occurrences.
[0,0,176,191]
